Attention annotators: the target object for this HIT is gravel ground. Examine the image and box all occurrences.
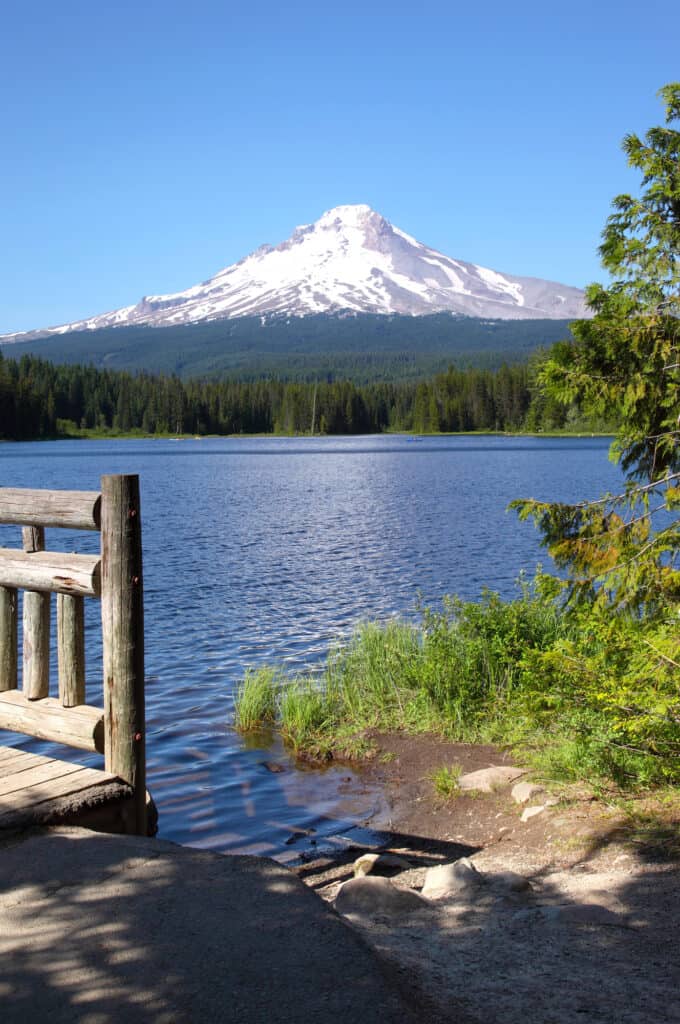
[294,734,680,1024]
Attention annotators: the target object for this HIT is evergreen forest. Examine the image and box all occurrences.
[0,351,608,441]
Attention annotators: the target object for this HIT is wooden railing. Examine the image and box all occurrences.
[0,475,146,834]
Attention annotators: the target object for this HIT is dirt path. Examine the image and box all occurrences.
[294,734,680,1024]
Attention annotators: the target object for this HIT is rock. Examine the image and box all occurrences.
[541,904,628,927]
[520,805,546,823]
[511,781,545,804]
[458,765,527,793]
[486,870,533,895]
[512,903,627,928]
[353,853,411,877]
[284,826,316,845]
[421,858,484,900]
[334,876,432,918]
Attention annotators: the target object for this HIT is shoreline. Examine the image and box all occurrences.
[4,429,615,443]
[293,731,680,1024]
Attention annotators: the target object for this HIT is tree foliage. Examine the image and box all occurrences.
[514,83,680,615]
[510,85,680,782]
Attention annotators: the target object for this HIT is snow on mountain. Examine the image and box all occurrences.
[2,205,588,342]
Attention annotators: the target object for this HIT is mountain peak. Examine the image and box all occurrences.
[316,203,375,224]
[1,207,589,342]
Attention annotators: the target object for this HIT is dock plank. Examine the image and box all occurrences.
[0,766,121,813]
[0,749,56,771]
[0,759,85,797]
[0,744,135,833]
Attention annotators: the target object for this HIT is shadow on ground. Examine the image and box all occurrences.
[0,827,447,1024]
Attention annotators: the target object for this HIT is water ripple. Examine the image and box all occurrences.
[0,435,620,857]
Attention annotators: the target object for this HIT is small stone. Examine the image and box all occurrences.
[520,805,546,823]
[334,876,432,918]
[353,852,411,877]
[541,904,627,927]
[487,870,533,894]
[422,857,484,900]
[511,781,545,804]
[458,765,527,793]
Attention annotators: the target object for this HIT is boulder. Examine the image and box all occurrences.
[334,876,432,919]
[421,857,484,900]
[458,765,527,793]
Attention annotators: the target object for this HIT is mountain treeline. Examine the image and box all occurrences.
[3,314,576,382]
[0,352,609,441]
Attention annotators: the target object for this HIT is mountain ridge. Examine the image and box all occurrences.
[2,205,588,343]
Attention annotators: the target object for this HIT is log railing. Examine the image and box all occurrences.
[0,475,146,834]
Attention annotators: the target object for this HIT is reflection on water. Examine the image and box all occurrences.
[0,435,620,858]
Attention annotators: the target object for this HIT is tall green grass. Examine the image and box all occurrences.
[233,667,280,731]
[233,580,680,788]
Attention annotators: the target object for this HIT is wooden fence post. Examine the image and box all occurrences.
[101,474,146,834]
[57,594,86,706]
[22,526,50,699]
[0,586,18,691]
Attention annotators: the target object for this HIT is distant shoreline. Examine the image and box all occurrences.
[3,429,615,443]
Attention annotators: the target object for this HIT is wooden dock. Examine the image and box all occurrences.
[0,745,134,832]
[0,477,151,837]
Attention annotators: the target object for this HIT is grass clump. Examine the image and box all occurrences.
[233,575,680,791]
[233,667,279,732]
[279,679,336,757]
[430,764,462,799]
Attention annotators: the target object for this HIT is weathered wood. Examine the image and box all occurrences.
[57,594,86,706]
[0,690,104,753]
[22,527,49,700]
[0,743,134,831]
[0,746,32,765]
[0,488,101,530]
[0,479,149,838]
[0,549,101,597]
[0,764,122,815]
[101,474,146,833]
[0,758,84,797]
[0,586,18,691]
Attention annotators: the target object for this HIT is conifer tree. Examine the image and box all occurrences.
[514,84,680,614]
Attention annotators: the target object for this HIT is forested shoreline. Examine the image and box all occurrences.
[0,351,609,440]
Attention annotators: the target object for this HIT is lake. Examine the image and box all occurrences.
[0,435,621,858]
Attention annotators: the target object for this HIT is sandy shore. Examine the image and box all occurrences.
[294,733,680,1024]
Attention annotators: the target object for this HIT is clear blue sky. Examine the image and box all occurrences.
[2,0,678,334]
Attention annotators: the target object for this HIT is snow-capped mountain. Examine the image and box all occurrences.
[2,205,588,342]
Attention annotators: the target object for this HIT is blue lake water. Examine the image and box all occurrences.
[0,435,621,858]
